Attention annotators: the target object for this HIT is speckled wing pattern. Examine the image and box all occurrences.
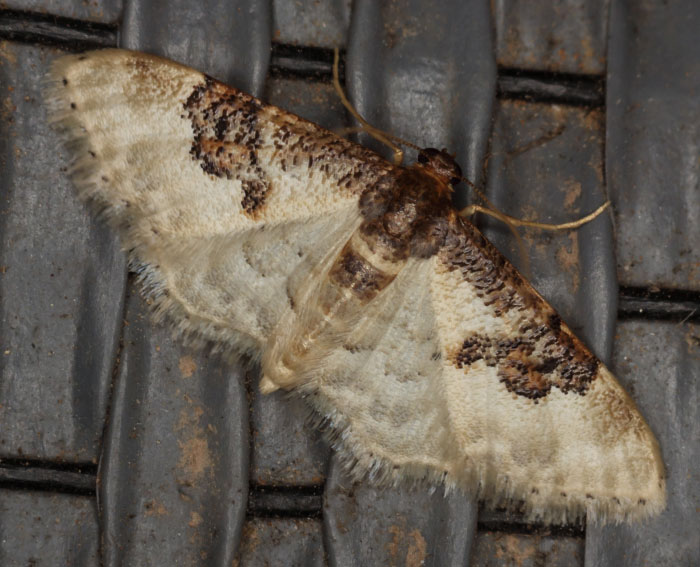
[45,49,393,358]
[45,49,665,525]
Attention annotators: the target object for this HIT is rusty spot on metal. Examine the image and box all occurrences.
[178,355,197,378]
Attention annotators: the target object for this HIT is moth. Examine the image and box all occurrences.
[45,49,665,525]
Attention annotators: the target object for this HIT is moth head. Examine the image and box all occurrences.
[417,148,463,188]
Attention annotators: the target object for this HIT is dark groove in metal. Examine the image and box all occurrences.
[0,458,96,496]
[0,8,117,50]
[269,42,344,82]
[618,286,700,322]
[247,484,324,518]
[477,520,585,539]
[0,12,609,117]
[477,507,585,538]
[497,67,605,107]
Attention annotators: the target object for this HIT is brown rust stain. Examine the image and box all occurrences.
[0,41,17,65]
[579,107,604,133]
[385,522,428,567]
[143,499,168,517]
[494,533,538,567]
[1,96,16,123]
[177,435,211,480]
[562,179,582,210]
[580,36,595,70]
[387,524,402,565]
[178,355,197,378]
[239,522,261,554]
[507,122,566,161]
[175,404,212,482]
[406,529,427,567]
[556,232,580,292]
[684,328,700,355]
[579,109,605,183]
[188,511,203,527]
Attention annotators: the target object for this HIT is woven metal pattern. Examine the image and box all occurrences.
[0,1,697,565]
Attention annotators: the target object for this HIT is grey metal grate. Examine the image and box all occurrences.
[0,1,697,566]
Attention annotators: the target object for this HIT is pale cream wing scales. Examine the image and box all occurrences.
[302,258,460,479]
[147,212,360,354]
[45,49,391,352]
[429,221,666,523]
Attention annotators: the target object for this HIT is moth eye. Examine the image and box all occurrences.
[417,152,429,164]
[450,177,461,186]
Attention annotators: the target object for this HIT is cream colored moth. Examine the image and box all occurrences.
[45,49,665,525]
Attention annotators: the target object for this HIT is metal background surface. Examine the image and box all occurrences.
[0,1,697,566]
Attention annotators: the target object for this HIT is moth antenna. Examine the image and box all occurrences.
[332,48,421,165]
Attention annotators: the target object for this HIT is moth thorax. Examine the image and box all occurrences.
[383,201,418,236]
[417,147,463,188]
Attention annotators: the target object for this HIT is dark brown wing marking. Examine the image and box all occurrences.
[182,76,398,218]
[184,77,271,216]
[451,328,599,400]
[442,219,599,400]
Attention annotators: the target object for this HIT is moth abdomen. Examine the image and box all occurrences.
[328,239,399,301]
[261,227,407,393]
